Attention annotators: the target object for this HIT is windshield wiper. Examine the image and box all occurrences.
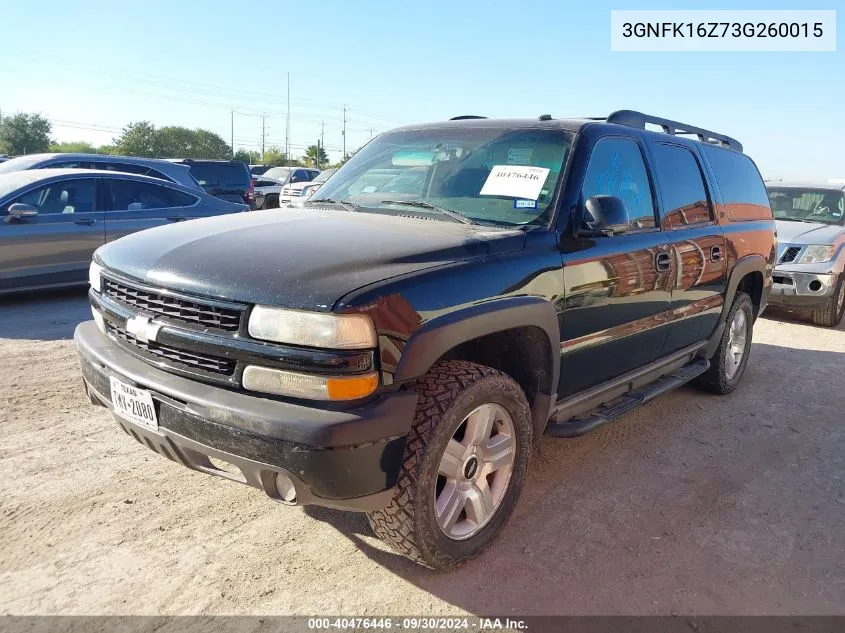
[378,199,477,225]
[307,198,359,212]
[778,217,819,223]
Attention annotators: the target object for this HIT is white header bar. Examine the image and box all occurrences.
[611,10,836,52]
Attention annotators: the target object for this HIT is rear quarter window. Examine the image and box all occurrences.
[702,145,772,221]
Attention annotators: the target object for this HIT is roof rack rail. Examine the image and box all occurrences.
[606,110,743,152]
[450,115,487,120]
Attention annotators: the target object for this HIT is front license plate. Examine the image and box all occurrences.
[109,376,158,431]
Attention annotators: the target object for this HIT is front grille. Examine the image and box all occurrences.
[109,324,236,376]
[104,278,242,332]
[779,246,802,264]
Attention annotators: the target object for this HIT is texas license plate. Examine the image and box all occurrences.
[109,376,158,431]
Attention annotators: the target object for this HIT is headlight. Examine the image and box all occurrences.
[89,261,103,292]
[248,306,377,349]
[301,186,316,197]
[242,366,378,400]
[798,245,836,264]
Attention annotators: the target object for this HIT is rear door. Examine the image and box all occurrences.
[649,142,727,351]
[559,136,674,397]
[103,177,201,242]
[0,177,104,291]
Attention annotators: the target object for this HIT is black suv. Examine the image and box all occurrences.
[76,111,775,569]
[170,159,255,209]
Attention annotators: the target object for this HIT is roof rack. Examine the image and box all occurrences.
[606,110,743,152]
[450,115,487,120]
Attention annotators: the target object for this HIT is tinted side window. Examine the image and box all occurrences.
[188,162,249,189]
[107,179,197,211]
[7,178,96,214]
[99,162,148,176]
[702,145,771,221]
[651,143,712,228]
[582,137,656,230]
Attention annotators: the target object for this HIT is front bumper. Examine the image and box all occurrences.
[768,270,836,309]
[75,321,417,511]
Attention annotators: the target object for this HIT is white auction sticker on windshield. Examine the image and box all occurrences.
[480,165,550,200]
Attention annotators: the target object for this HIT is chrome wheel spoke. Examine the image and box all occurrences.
[481,433,514,473]
[724,309,748,379]
[435,481,465,532]
[438,439,465,479]
[464,480,494,527]
[464,405,496,448]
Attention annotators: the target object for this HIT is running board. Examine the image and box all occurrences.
[544,358,710,438]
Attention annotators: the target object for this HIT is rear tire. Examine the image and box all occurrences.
[265,194,279,209]
[693,291,754,395]
[367,361,532,569]
[811,275,845,327]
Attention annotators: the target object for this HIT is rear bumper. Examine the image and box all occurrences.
[75,321,417,511]
[768,271,836,309]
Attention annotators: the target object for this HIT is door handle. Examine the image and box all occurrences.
[654,252,672,273]
[73,218,96,226]
[711,246,723,262]
[167,216,186,222]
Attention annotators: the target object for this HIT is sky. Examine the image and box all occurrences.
[1,0,842,179]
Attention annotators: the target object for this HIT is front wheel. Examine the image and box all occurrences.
[367,361,532,569]
[693,291,754,394]
[811,275,845,327]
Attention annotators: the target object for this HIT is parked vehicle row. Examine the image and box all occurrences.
[0,169,247,294]
[73,110,777,569]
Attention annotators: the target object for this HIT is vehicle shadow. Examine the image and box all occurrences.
[303,341,845,615]
[0,287,91,341]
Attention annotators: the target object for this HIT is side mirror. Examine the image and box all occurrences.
[577,195,629,237]
[7,203,39,219]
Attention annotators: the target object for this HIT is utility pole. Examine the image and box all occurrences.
[230,109,234,158]
[321,120,325,149]
[261,114,266,159]
[369,127,374,140]
[285,72,291,165]
[342,106,348,159]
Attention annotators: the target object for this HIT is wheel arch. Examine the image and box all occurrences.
[392,296,560,437]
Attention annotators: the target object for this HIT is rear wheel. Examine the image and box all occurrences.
[811,275,845,327]
[265,194,279,209]
[693,291,754,394]
[367,361,532,569]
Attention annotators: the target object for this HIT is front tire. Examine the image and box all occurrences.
[811,275,845,327]
[693,291,754,394]
[367,361,532,569]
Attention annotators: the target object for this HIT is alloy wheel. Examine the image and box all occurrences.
[724,309,748,380]
[434,403,516,540]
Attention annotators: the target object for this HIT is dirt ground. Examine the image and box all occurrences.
[1,289,844,616]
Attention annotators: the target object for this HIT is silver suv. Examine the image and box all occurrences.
[0,153,202,191]
[767,182,845,326]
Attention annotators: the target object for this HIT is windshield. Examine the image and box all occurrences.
[768,187,845,225]
[312,168,336,184]
[263,167,292,181]
[309,126,571,226]
[0,154,45,174]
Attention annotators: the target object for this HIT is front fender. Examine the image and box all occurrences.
[392,295,560,434]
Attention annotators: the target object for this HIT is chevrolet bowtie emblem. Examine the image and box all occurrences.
[125,315,162,344]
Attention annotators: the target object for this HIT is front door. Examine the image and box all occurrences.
[559,136,674,398]
[0,177,104,291]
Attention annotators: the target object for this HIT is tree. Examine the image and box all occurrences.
[112,121,160,157]
[0,112,52,155]
[302,144,329,169]
[261,146,288,166]
[49,140,100,154]
[234,149,261,164]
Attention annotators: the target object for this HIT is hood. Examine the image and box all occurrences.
[96,208,525,311]
[776,219,845,244]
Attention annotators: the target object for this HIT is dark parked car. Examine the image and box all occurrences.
[766,182,845,326]
[76,111,775,569]
[0,169,247,294]
[168,159,255,209]
[0,153,202,191]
